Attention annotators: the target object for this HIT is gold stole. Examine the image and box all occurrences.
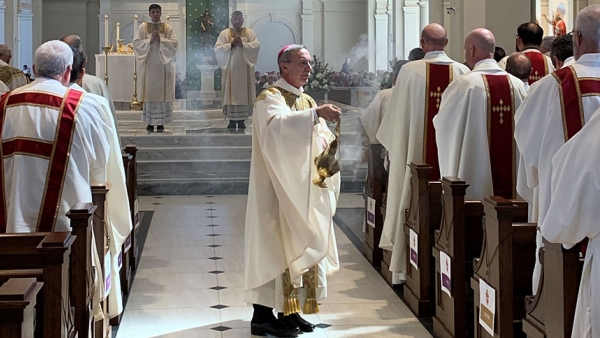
[145,22,167,35]
[259,86,320,315]
[227,27,249,43]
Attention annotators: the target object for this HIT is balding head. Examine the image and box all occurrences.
[0,44,12,64]
[60,35,84,52]
[505,52,532,81]
[420,23,448,53]
[464,28,496,69]
[573,4,600,60]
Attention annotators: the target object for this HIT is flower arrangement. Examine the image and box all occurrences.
[305,55,336,93]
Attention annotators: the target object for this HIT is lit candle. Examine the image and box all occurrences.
[166,15,170,24]
[134,15,138,39]
[104,15,109,46]
[116,22,120,41]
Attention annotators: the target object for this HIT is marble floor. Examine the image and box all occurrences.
[114,194,433,338]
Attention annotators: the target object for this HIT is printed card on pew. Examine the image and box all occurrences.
[409,229,418,269]
[104,252,112,299]
[124,233,132,252]
[440,251,451,297]
[367,197,376,228]
[479,278,496,335]
[134,198,140,229]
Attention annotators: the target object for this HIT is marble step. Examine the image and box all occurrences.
[138,168,360,180]
[121,134,252,147]
[136,146,252,161]
[116,110,224,121]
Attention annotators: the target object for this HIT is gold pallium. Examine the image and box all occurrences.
[145,22,167,35]
[492,99,511,124]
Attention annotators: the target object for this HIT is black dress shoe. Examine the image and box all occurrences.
[237,120,246,130]
[157,125,165,132]
[250,320,299,337]
[227,120,236,130]
[146,125,154,132]
[278,312,315,333]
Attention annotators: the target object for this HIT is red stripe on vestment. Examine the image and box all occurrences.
[6,92,64,109]
[2,138,53,158]
[524,51,548,85]
[0,91,10,233]
[554,66,585,141]
[37,89,83,232]
[423,63,453,181]
[483,74,515,199]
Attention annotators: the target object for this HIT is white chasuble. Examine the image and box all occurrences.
[215,27,259,115]
[515,53,600,293]
[244,79,339,311]
[375,51,469,273]
[434,59,526,200]
[360,87,392,143]
[542,110,600,338]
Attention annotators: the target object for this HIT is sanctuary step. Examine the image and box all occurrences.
[118,105,367,195]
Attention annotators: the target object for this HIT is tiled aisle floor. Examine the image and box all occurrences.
[115,194,432,338]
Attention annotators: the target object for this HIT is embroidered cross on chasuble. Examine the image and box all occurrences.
[256,86,320,315]
[482,74,516,199]
[145,22,167,35]
[0,89,83,233]
[523,51,549,85]
[227,27,249,42]
[424,63,453,181]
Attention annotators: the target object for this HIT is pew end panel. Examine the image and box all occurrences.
[124,145,141,271]
[363,143,387,267]
[0,278,44,338]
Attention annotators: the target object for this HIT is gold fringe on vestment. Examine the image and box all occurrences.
[302,265,320,314]
[283,269,301,316]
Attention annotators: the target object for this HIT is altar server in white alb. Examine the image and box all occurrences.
[376,23,469,279]
[133,3,178,133]
[67,46,133,320]
[215,11,260,131]
[245,45,341,337]
[542,108,600,338]
[515,4,600,294]
[434,28,527,200]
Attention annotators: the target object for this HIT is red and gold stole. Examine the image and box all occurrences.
[423,63,453,181]
[0,89,84,233]
[523,51,549,85]
[482,74,516,199]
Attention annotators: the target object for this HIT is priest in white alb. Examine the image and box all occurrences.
[133,3,178,133]
[245,45,341,337]
[215,11,260,131]
[515,4,600,294]
[375,24,469,279]
[542,108,600,338]
[434,28,527,200]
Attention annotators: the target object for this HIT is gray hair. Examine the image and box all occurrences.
[277,44,307,63]
[34,40,73,79]
[60,35,83,52]
[576,5,600,44]
[0,44,11,58]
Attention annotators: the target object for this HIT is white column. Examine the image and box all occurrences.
[393,0,404,58]
[0,1,5,44]
[301,0,315,52]
[367,0,376,72]
[429,0,444,24]
[17,8,33,71]
[567,0,574,31]
[418,0,429,31]
[540,0,550,34]
[387,4,395,62]
[403,1,420,56]
[374,13,388,71]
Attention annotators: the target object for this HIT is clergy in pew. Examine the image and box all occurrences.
[67,46,133,320]
[375,23,469,282]
[514,4,600,294]
[245,44,341,337]
[434,28,527,201]
[542,107,600,338]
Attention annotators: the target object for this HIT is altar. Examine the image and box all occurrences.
[95,53,139,103]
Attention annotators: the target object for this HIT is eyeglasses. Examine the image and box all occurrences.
[568,29,582,37]
[283,60,313,68]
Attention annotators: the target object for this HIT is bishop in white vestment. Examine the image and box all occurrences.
[515,5,600,294]
[434,29,527,200]
[542,109,600,338]
[133,4,178,132]
[245,45,341,337]
[375,23,469,276]
[215,11,260,130]
[0,44,29,90]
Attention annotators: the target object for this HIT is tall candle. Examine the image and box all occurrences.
[134,15,138,39]
[166,15,170,24]
[116,22,120,41]
[104,15,109,46]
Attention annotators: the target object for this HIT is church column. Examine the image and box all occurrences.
[403,0,420,56]
[17,3,32,71]
[367,0,376,72]
[387,2,394,62]
[301,0,315,52]
[429,0,443,24]
[540,0,550,34]
[375,13,388,71]
[0,1,5,44]
[418,0,429,31]
[392,0,404,58]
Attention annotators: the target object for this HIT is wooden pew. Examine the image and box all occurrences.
[432,177,484,338]
[120,152,133,295]
[0,278,44,338]
[124,145,140,271]
[363,143,387,266]
[403,162,442,318]
[379,184,394,286]
[470,197,536,338]
[522,240,583,338]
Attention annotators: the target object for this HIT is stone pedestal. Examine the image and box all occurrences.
[196,64,220,107]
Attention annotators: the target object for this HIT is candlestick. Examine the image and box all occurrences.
[116,22,120,41]
[134,15,138,39]
[166,15,170,24]
[104,15,109,46]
